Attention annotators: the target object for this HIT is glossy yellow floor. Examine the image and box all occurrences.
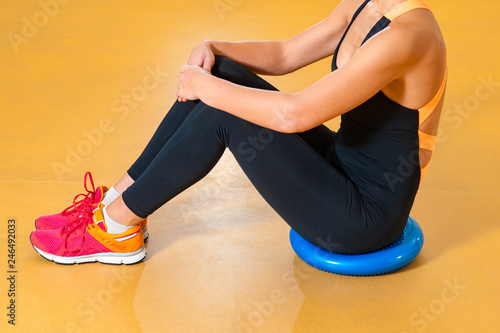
[1,0,499,332]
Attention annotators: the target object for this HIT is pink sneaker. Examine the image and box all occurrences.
[30,204,146,265]
[35,172,149,240]
[35,172,107,230]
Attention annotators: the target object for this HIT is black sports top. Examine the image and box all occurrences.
[329,0,447,220]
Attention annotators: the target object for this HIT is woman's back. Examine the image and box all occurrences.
[330,0,447,191]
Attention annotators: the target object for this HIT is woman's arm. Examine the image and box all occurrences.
[176,26,423,133]
[190,0,352,76]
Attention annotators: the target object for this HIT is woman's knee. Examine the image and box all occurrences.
[212,56,277,91]
[212,56,248,80]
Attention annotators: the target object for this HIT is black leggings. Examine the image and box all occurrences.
[122,56,399,254]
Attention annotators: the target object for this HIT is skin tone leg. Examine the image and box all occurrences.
[113,172,135,193]
[106,195,143,226]
[105,172,144,227]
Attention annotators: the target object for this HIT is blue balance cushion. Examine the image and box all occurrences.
[289,216,423,276]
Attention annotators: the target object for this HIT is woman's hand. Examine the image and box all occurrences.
[186,41,216,73]
[175,65,211,102]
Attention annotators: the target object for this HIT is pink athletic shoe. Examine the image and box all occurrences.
[35,172,149,240]
[30,204,146,265]
[35,172,108,230]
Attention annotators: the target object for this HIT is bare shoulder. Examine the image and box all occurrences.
[390,9,446,67]
[355,8,446,81]
[341,0,370,11]
[331,0,369,23]
[377,8,447,108]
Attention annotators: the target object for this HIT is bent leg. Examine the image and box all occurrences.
[122,57,396,254]
[127,99,200,180]
[122,112,389,254]
[127,56,280,180]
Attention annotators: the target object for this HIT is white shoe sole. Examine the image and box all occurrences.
[33,245,147,265]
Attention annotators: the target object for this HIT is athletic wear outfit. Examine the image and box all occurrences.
[31,0,446,263]
[121,0,445,254]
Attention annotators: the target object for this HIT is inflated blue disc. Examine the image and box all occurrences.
[289,216,423,276]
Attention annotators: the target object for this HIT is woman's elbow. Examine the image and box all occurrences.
[277,119,298,134]
[276,98,307,133]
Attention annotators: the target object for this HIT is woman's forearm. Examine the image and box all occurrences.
[206,40,289,75]
[197,73,297,132]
